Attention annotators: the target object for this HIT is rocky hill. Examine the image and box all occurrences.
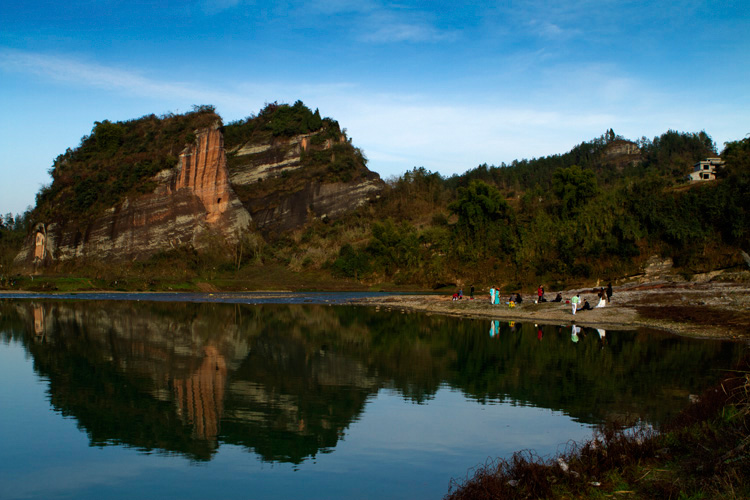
[224,101,383,232]
[14,103,384,270]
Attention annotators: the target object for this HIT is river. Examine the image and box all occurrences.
[0,295,742,499]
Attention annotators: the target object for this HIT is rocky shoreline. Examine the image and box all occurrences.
[354,281,750,341]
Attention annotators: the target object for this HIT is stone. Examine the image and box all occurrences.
[15,124,251,269]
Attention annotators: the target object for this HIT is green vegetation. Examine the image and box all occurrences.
[224,100,369,201]
[324,132,750,288]
[2,99,749,292]
[0,210,31,283]
[223,100,325,144]
[35,106,219,223]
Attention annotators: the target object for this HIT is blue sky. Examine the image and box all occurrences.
[1,0,748,216]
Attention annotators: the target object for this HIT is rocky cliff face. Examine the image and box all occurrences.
[227,131,384,233]
[602,139,642,170]
[15,124,251,268]
[15,103,385,269]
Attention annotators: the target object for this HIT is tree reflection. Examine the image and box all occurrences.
[0,300,742,464]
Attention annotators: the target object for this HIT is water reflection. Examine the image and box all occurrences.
[0,300,742,466]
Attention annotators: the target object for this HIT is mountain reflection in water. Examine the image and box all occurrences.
[0,299,742,465]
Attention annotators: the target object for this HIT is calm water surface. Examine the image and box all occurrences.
[0,296,743,499]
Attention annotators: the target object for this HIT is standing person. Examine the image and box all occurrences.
[470,285,475,299]
[596,289,606,308]
[490,287,495,304]
[458,288,463,300]
[537,285,544,303]
[606,283,613,303]
[571,293,580,315]
[494,289,501,305]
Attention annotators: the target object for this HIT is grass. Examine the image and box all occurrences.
[0,263,420,293]
[445,357,750,499]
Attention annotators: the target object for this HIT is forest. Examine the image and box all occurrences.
[1,102,749,291]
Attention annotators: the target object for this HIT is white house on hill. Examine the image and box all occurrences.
[687,157,724,181]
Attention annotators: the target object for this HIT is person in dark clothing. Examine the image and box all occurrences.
[470,285,475,299]
[606,283,613,302]
[579,299,593,311]
[553,293,563,302]
[515,293,523,304]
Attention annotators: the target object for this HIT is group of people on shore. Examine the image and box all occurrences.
[571,284,613,314]
[452,285,477,301]
[479,283,614,315]
[487,287,524,306]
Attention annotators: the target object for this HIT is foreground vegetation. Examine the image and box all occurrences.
[446,357,750,499]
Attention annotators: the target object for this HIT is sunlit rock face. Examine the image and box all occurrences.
[14,125,251,268]
[227,132,384,233]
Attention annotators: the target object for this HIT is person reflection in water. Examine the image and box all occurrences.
[489,320,499,337]
[536,324,543,341]
[597,328,607,348]
[571,323,580,343]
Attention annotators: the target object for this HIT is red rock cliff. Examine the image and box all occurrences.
[15,124,252,267]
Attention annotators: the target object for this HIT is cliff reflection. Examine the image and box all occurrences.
[0,300,742,464]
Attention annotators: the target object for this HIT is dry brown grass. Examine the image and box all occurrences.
[445,357,750,500]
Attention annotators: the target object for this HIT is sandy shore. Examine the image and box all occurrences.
[355,281,750,341]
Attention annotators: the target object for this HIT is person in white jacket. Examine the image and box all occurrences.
[571,294,580,314]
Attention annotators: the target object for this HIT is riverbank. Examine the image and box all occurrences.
[354,281,750,341]
[445,355,750,500]
[3,275,749,340]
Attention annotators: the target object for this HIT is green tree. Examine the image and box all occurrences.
[366,219,420,278]
[448,180,516,258]
[552,165,598,218]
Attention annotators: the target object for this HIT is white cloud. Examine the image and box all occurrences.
[0,48,257,111]
[528,20,582,40]
[1,48,744,187]
[359,18,457,43]
[305,1,458,44]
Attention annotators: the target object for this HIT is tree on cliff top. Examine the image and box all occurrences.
[223,101,332,148]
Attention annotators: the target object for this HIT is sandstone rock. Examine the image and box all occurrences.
[15,124,251,269]
[227,131,385,233]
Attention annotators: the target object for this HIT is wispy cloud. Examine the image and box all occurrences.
[201,0,245,15]
[1,48,737,183]
[308,0,377,15]
[306,0,458,44]
[0,48,249,108]
[359,19,457,43]
[528,20,582,40]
